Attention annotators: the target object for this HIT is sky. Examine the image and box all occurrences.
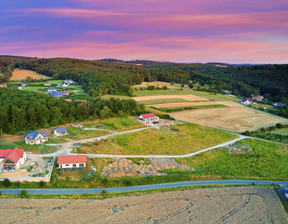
[1,0,288,63]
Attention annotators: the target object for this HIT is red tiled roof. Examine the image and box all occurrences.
[0,148,25,163]
[76,99,87,102]
[0,84,7,87]
[57,155,87,164]
[65,99,72,102]
[141,113,156,118]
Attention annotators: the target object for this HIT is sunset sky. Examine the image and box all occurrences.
[1,0,288,63]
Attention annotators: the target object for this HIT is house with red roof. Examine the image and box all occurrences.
[57,155,87,169]
[0,148,26,172]
[44,82,51,86]
[240,98,253,105]
[252,95,264,101]
[0,84,7,88]
[138,113,159,125]
[60,90,69,96]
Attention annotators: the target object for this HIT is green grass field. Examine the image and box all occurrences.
[271,128,288,136]
[101,95,132,100]
[79,123,236,155]
[0,141,58,154]
[176,139,288,179]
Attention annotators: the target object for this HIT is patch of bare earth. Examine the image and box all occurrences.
[1,187,287,224]
[133,94,208,102]
[11,68,50,80]
[169,101,288,132]
[133,81,176,88]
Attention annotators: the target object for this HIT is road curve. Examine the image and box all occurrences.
[1,180,287,194]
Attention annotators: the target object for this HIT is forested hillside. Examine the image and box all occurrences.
[0,88,144,134]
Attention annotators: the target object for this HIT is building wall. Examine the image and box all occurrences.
[58,163,86,169]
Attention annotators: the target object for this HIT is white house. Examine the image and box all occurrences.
[252,96,264,101]
[240,98,253,105]
[25,130,49,145]
[65,79,74,84]
[0,148,26,172]
[57,155,87,169]
[138,113,159,125]
[61,82,69,87]
[54,127,68,136]
[47,87,57,92]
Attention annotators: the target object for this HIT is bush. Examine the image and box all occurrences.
[101,190,108,198]
[0,190,2,196]
[147,85,155,90]
[20,190,29,198]
[276,123,283,129]
[3,179,11,188]
[39,181,45,188]
[162,86,168,90]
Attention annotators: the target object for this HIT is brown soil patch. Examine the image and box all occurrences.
[169,101,288,132]
[133,81,176,88]
[2,135,21,142]
[133,94,208,102]
[1,187,287,223]
[11,68,50,81]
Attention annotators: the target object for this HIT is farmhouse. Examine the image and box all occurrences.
[65,79,74,84]
[0,84,7,88]
[57,155,87,169]
[61,82,69,87]
[0,148,26,172]
[50,92,63,98]
[47,87,57,92]
[240,98,252,105]
[21,82,28,87]
[138,113,159,125]
[13,86,22,90]
[54,127,68,136]
[44,82,51,86]
[25,130,49,145]
[252,95,264,101]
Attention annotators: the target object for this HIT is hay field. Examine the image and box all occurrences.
[11,68,50,80]
[133,94,208,102]
[169,101,288,132]
[133,81,176,88]
[1,187,287,224]
[149,100,234,108]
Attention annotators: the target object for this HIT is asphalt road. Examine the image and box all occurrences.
[1,180,287,195]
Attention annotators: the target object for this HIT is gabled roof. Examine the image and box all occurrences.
[26,130,48,140]
[0,148,25,163]
[21,82,28,84]
[13,86,20,89]
[55,127,67,133]
[65,99,72,102]
[57,155,87,164]
[50,92,62,96]
[241,98,252,103]
[274,102,284,106]
[48,87,56,90]
[141,113,156,118]
[60,90,69,94]
[0,84,7,87]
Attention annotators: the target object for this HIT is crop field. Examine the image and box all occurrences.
[1,187,287,223]
[132,81,176,88]
[177,139,288,179]
[138,98,189,105]
[11,68,50,80]
[133,94,208,102]
[149,101,232,108]
[79,123,236,155]
[169,101,288,132]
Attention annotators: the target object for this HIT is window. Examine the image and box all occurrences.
[73,164,76,168]
[79,164,84,167]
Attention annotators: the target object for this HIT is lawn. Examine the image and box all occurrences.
[271,128,288,136]
[138,98,189,105]
[0,141,58,154]
[78,123,236,155]
[176,139,288,179]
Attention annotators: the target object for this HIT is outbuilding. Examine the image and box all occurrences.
[57,155,87,169]
[54,127,68,136]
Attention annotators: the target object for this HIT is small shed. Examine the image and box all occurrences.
[57,155,87,169]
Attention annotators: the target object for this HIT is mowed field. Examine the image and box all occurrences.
[169,101,288,132]
[11,68,50,80]
[133,81,176,88]
[1,187,287,224]
[133,94,209,102]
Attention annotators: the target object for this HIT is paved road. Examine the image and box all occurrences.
[1,180,287,195]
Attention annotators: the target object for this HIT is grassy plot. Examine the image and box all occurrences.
[150,104,228,112]
[176,139,288,179]
[133,88,194,96]
[79,123,236,155]
[271,128,288,136]
[0,141,57,154]
[138,98,189,105]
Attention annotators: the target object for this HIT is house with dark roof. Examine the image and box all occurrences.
[240,98,253,105]
[138,113,159,125]
[61,82,69,87]
[57,155,87,169]
[50,91,63,98]
[47,87,57,92]
[0,148,26,172]
[21,82,28,87]
[54,127,68,137]
[274,102,285,107]
[25,130,49,145]
[13,86,22,90]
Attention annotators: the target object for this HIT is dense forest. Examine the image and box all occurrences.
[0,88,145,134]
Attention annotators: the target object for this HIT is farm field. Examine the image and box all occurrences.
[11,68,50,80]
[138,98,189,105]
[1,187,287,223]
[133,94,208,102]
[78,123,236,155]
[132,81,176,88]
[169,101,288,132]
[149,100,233,108]
[177,139,288,179]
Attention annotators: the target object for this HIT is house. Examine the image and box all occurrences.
[240,98,253,105]
[0,148,26,172]
[252,95,264,101]
[54,127,68,136]
[65,99,72,102]
[76,99,87,103]
[223,90,231,94]
[274,102,285,107]
[138,113,159,125]
[13,86,22,90]
[21,82,28,87]
[0,84,7,88]
[65,79,74,84]
[226,94,235,98]
[59,90,69,96]
[25,130,49,145]
[57,155,87,169]
[61,82,69,87]
[50,92,63,98]
[44,82,51,86]
[47,87,57,92]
